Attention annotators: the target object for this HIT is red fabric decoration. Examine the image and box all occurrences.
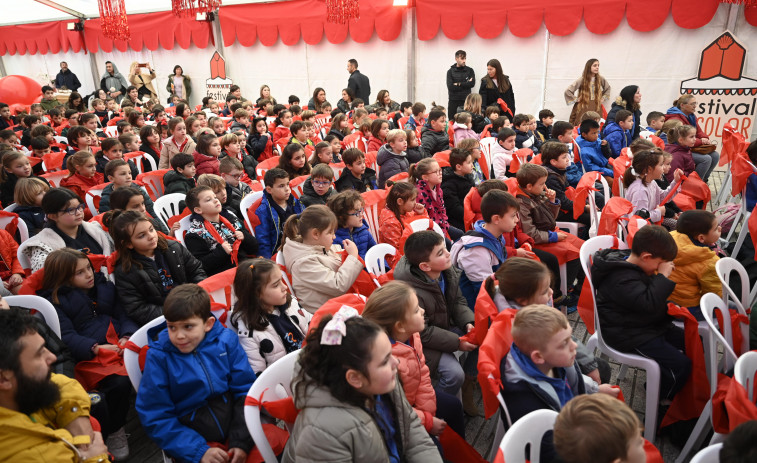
[712,373,757,434]
[477,309,518,418]
[168,207,191,228]
[573,171,600,219]
[624,215,649,248]
[749,206,757,261]
[307,293,367,339]
[597,197,633,237]
[495,98,514,118]
[508,148,533,174]
[730,151,756,197]
[74,322,128,391]
[202,216,243,265]
[438,426,488,463]
[98,0,131,41]
[326,0,361,24]
[244,393,300,424]
[661,303,709,427]
[672,172,711,211]
[720,123,748,167]
[714,309,750,358]
[172,0,222,18]
[0,210,19,238]
[534,233,583,265]
[462,278,499,347]
[611,155,631,197]
[575,236,621,333]
[339,251,378,297]
[198,267,237,309]
[644,440,664,463]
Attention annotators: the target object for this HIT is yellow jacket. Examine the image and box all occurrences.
[669,231,722,307]
[0,374,108,463]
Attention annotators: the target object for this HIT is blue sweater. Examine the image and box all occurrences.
[602,122,630,158]
[576,135,612,177]
[333,220,376,259]
[254,192,304,259]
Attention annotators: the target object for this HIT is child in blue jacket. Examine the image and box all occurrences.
[136,284,257,463]
[602,109,633,158]
[328,190,376,259]
[254,168,305,258]
[576,119,613,178]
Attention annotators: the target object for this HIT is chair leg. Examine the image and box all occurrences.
[731,213,751,259]
[714,170,732,207]
[643,367,660,443]
[558,264,568,314]
[585,333,598,354]
[725,206,744,243]
[488,412,505,462]
[674,401,713,463]
[617,364,629,381]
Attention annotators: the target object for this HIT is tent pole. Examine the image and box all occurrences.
[726,3,739,32]
[32,0,87,20]
[88,48,100,95]
[540,28,550,112]
[407,7,416,103]
[0,56,7,77]
[212,11,225,56]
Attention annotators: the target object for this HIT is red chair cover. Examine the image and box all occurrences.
[477,309,518,418]
[597,197,633,237]
[74,322,128,391]
[573,171,600,220]
[712,373,757,434]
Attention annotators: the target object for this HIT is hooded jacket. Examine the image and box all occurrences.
[281,240,363,313]
[446,64,476,101]
[136,319,257,463]
[99,63,129,101]
[441,168,475,231]
[54,68,81,91]
[668,231,721,307]
[282,363,440,463]
[602,121,630,158]
[664,143,696,181]
[393,256,474,372]
[515,189,560,245]
[299,178,335,208]
[163,169,196,195]
[544,164,575,217]
[591,248,676,351]
[392,333,437,432]
[19,222,113,273]
[377,143,409,188]
[576,135,612,177]
[334,166,378,193]
[450,221,507,308]
[665,107,708,147]
[420,126,450,159]
[334,220,377,260]
[452,122,479,146]
[193,151,220,176]
[254,192,304,259]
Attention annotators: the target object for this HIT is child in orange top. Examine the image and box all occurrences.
[272,109,293,144]
[378,182,428,268]
[0,228,24,294]
[60,151,104,201]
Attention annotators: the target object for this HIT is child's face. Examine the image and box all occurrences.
[346,155,367,177]
[378,123,389,140]
[330,138,342,154]
[550,152,571,170]
[238,116,250,127]
[583,128,599,142]
[127,219,158,255]
[557,130,574,144]
[502,118,512,129]
[345,200,364,229]
[214,187,228,205]
[8,157,32,177]
[122,125,134,135]
[647,157,664,181]
[650,117,665,131]
[51,114,62,124]
[636,253,670,276]
[7,134,18,145]
[698,219,722,246]
[178,162,196,178]
[534,326,576,370]
[421,242,451,274]
[542,116,554,127]
[71,258,95,290]
[44,90,55,100]
[526,176,548,196]
[44,132,54,143]
[104,146,123,160]
[94,102,106,111]
[339,119,349,129]
[125,140,139,152]
[210,103,219,114]
[156,111,166,121]
[619,116,634,131]
[281,113,293,127]
[33,147,51,157]
[34,188,45,206]
[681,131,696,148]
[53,199,84,228]
[0,107,10,119]
[500,135,516,151]
[290,149,306,170]
[399,194,418,213]
[525,275,553,306]
[207,139,222,157]
[69,113,79,126]
[430,116,446,132]
[76,133,90,148]
[313,226,336,249]
[515,122,529,132]
[255,120,267,134]
[235,133,246,145]
[212,121,225,135]
[294,128,307,142]
[497,206,520,235]
[351,331,399,396]
[167,315,214,354]
[226,140,241,154]
[194,189,222,216]
[106,101,116,111]
[317,148,332,164]
[125,194,146,214]
[422,162,443,186]
[174,123,187,139]
[109,164,132,186]
[266,177,291,203]
[260,267,289,310]
[399,291,426,336]
[389,137,407,154]
[222,168,243,188]
[661,156,672,174]
[84,119,98,132]
[456,155,473,176]
[78,156,97,178]
[312,176,332,196]
[529,119,537,131]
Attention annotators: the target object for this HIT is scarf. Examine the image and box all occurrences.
[202,215,242,265]
[510,343,574,407]
[416,179,449,232]
[266,308,303,353]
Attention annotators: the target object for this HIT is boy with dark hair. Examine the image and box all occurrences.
[0,128,18,145]
[164,152,197,194]
[542,141,591,232]
[512,114,536,152]
[404,102,426,130]
[288,95,300,106]
[441,147,475,230]
[40,85,61,111]
[334,147,377,192]
[254,167,304,258]
[20,115,41,147]
[576,119,613,178]
[536,109,554,142]
[394,230,475,403]
[720,420,757,463]
[591,224,691,401]
[222,95,238,117]
[646,111,665,133]
[230,108,250,134]
[219,156,252,218]
[30,136,52,157]
[300,163,335,208]
[602,109,633,158]
[451,189,519,308]
[492,127,517,179]
[420,109,450,159]
[550,120,582,187]
[0,102,17,130]
[136,283,257,463]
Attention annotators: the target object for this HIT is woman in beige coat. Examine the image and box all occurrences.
[564,58,611,126]
[128,61,158,101]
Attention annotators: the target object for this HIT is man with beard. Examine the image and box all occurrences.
[0,309,109,462]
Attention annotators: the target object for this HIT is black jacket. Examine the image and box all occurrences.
[446,64,476,101]
[15,204,46,237]
[605,102,642,141]
[545,164,573,216]
[328,129,346,141]
[299,178,335,208]
[184,210,258,277]
[139,143,161,172]
[246,132,272,161]
[441,168,474,231]
[55,69,81,91]
[479,76,516,121]
[471,113,487,134]
[347,70,371,104]
[334,167,377,193]
[535,121,551,142]
[114,240,207,325]
[163,169,196,195]
[420,126,450,159]
[591,248,676,352]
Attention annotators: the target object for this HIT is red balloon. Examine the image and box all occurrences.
[0,75,43,106]
[10,103,29,116]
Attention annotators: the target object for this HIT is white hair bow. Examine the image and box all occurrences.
[321,306,360,346]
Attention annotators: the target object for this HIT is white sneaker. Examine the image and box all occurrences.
[105,427,130,461]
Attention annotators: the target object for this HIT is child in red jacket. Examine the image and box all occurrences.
[193,132,221,176]
[60,151,104,201]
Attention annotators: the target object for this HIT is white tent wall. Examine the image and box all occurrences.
[2,49,97,96]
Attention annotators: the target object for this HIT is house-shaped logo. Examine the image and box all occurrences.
[206,51,233,102]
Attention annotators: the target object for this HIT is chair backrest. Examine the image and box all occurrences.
[714,257,751,354]
[85,184,110,217]
[734,351,757,402]
[256,156,281,182]
[244,350,301,463]
[6,295,61,338]
[198,267,237,310]
[579,236,628,340]
[40,170,70,188]
[17,244,31,273]
[479,137,498,178]
[104,126,118,137]
[275,251,295,294]
[124,315,166,390]
[497,409,559,463]
[124,151,158,175]
[153,193,187,229]
[289,175,308,200]
[13,217,29,243]
[365,243,396,276]
[408,218,445,238]
[240,191,265,235]
[174,216,192,245]
[0,213,29,242]
[700,293,739,392]
[136,169,170,200]
[689,443,722,463]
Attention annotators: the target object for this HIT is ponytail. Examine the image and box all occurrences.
[280,205,338,251]
[623,148,663,190]
[408,157,437,183]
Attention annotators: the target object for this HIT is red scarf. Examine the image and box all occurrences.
[203,215,242,265]
[173,136,188,152]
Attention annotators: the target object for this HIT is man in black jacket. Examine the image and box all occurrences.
[347,59,370,104]
[446,50,475,117]
[54,61,81,92]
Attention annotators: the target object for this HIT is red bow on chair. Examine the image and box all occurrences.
[496,98,513,118]
[573,172,601,220]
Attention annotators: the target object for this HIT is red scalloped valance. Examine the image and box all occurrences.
[0,11,211,56]
[415,0,722,40]
[218,0,404,47]
[746,5,757,26]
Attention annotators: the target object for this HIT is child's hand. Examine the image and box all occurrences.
[598,384,620,398]
[557,231,568,241]
[170,222,181,234]
[413,203,426,214]
[545,188,556,202]
[465,323,474,333]
[79,432,108,461]
[200,447,229,463]
[221,241,233,255]
[601,139,607,145]
[658,261,675,278]
[430,417,447,436]
[656,205,666,215]
[228,448,247,463]
[673,168,684,183]
[95,344,122,355]
[234,230,244,241]
[459,339,477,352]
[343,239,358,257]
[515,248,536,259]
[118,337,130,348]
[586,368,601,384]
[8,273,22,287]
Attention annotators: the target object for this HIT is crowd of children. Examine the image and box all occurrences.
[1,78,754,463]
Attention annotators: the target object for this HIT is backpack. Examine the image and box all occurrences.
[713,202,741,235]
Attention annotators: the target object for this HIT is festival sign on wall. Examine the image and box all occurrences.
[206,51,233,102]
[680,31,757,146]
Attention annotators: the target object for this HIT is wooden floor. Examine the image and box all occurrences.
[122,168,730,463]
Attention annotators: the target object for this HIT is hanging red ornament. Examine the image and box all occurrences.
[326,0,360,24]
[98,0,130,41]
[171,0,223,18]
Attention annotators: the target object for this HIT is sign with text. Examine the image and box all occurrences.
[206,51,233,103]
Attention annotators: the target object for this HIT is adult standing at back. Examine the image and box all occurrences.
[54,61,81,92]
[605,85,642,140]
[564,58,611,126]
[446,50,475,117]
[128,61,158,101]
[100,61,129,103]
[478,59,515,122]
[166,65,191,104]
[347,59,370,104]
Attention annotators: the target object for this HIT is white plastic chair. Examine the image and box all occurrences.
[53,135,68,145]
[85,185,108,217]
[104,126,118,137]
[580,236,661,442]
[17,245,31,273]
[174,216,192,245]
[275,251,295,295]
[153,193,186,230]
[40,170,69,188]
[6,295,61,338]
[689,443,722,463]
[244,350,301,463]
[408,218,445,238]
[734,351,757,402]
[0,213,29,242]
[125,152,158,175]
[365,243,396,276]
[479,137,497,178]
[4,202,17,212]
[240,191,265,235]
[497,409,559,463]
[725,186,751,258]
[715,257,751,354]
[361,191,385,243]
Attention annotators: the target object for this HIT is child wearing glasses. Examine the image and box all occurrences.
[411,158,464,241]
[219,156,252,220]
[300,163,335,208]
[328,190,376,260]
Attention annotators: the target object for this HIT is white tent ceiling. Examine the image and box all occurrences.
[0,0,272,26]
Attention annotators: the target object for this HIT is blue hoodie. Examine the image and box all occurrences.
[449,220,507,308]
[576,135,612,177]
[602,121,630,158]
[333,219,377,259]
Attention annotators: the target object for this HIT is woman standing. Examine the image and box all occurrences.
[369,90,400,113]
[338,88,355,113]
[665,94,720,183]
[166,65,191,105]
[564,59,611,126]
[128,61,158,102]
[606,85,642,140]
[308,87,327,113]
[478,59,515,121]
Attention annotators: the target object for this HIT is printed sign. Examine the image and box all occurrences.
[206,51,233,102]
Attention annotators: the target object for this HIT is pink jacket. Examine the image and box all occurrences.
[393,333,436,431]
[453,122,479,146]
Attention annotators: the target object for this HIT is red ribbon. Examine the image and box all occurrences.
[74,322,128,391]
[203,216,242,265]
